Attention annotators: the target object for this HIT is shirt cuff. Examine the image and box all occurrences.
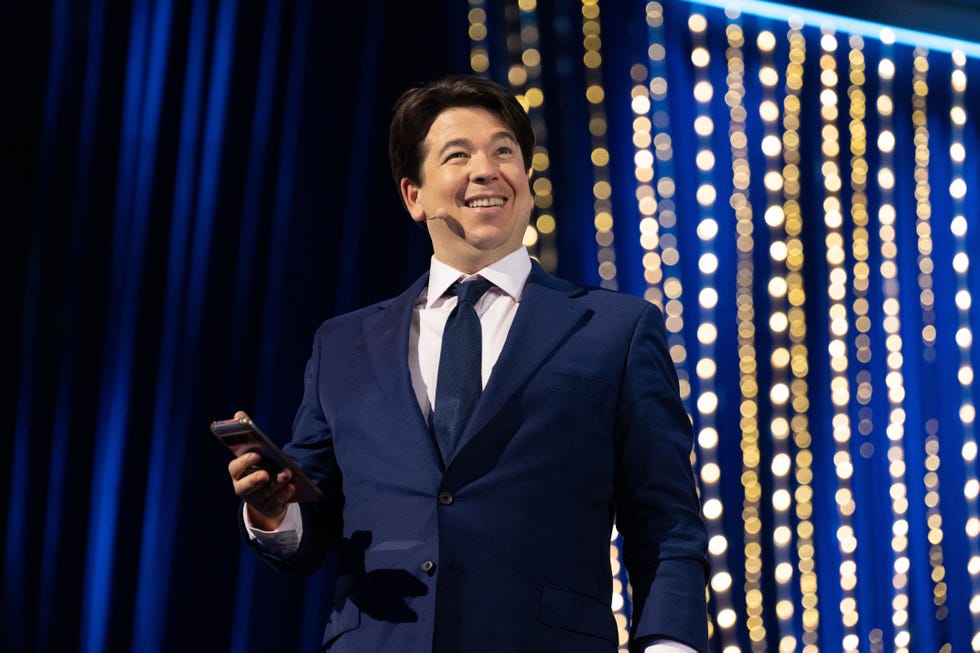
[644,640,698,653]
[243,502,303,556]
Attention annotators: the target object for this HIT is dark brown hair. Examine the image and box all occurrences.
[389,75,535,186]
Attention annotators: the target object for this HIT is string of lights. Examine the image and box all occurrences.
[873,28,916,653]
[913,48,936,357]
[631,57,661,311]
[639,5,735,648]
[947,48,980,650]
[466,1,490,75]
[817,27,862,652]
[778,23,819,652]
[723,13,767,650]
[582,0,617,290]
[686,10,737,648]
[505,0,559,271]
[755,24,798,653]
[576,0,629,644]
[645,1,691,404]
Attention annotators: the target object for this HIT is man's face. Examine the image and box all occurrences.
[400,107,533,273]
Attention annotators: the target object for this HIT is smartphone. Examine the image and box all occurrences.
[211,412,322,502]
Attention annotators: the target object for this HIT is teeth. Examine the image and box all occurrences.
[467,197,504,208]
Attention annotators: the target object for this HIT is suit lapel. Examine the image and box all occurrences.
[362,272,440,466]
[449,264,590,463]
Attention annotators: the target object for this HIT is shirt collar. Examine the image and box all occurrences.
[425,248,532,308]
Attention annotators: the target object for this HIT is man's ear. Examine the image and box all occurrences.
[399,178,426,223]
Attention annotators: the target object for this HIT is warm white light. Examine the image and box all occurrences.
[698,391,719,414]
[699,427,719,449]
[693,80,713,102]
[773,489,792,511]
[717,608,737,628]
[697,218,719,240]
[703,498,723,520]
[699,287,719,309]
[951,215,968,236]
[950,178,968,199]
[709,535,728,555]
[963,441,978,462]
[694,116,714,136]
[757,31,776,51]
[698,253,719,274]
[765,205,785,227]
[691,47,710,68]
[878,130,895,152]
[957,327,973,347]
[956,290,972,310]
[634,150,654,169]
[966,479,980,500]
[688,13,707,33]
[953,252,970,273]
[762,134,782,156]
[711,571,733,592]
[771,453,791,476]
[879,59,895,79]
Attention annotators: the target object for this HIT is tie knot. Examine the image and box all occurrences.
[451,277,493,306]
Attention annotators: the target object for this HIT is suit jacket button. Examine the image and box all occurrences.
[421,560,436,575]
[438,491,454,505]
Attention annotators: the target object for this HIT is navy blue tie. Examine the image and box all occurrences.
[433,277,493,464]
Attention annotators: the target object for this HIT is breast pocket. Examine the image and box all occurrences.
[542,369,610,402]
[535,369,615,458]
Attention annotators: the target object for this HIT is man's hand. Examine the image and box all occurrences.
[228,445,296,531]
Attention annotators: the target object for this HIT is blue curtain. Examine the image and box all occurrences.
[5,1,979,652]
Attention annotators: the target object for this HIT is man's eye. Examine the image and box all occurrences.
[446,151,468,160]
[496,146,513,155]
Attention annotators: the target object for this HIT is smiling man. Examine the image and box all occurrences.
[399,104,533,273]
[229,75,709,653]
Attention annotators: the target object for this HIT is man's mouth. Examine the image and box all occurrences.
[465,197,505,208]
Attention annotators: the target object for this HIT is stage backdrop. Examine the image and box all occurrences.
[4,1,979,652]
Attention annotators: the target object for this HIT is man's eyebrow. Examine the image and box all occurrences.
[436,131,517,158]
[437,138,472,158]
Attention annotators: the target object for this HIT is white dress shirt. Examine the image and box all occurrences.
[244,248,695,653]
[409,248,531,422]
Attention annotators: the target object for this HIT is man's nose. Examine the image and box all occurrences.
[469,151,500,182]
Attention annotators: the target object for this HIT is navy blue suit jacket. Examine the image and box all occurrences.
[247,262,709,652]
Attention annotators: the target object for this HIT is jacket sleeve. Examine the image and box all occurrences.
[238,329,345,577]
[614,303,709,653]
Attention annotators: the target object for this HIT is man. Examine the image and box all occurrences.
[229,75,708,652]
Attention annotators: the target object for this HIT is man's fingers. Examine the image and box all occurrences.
[227,453,296,519]
[270,481,296,504]
[228,452,261,480]
[233,469,271,498]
